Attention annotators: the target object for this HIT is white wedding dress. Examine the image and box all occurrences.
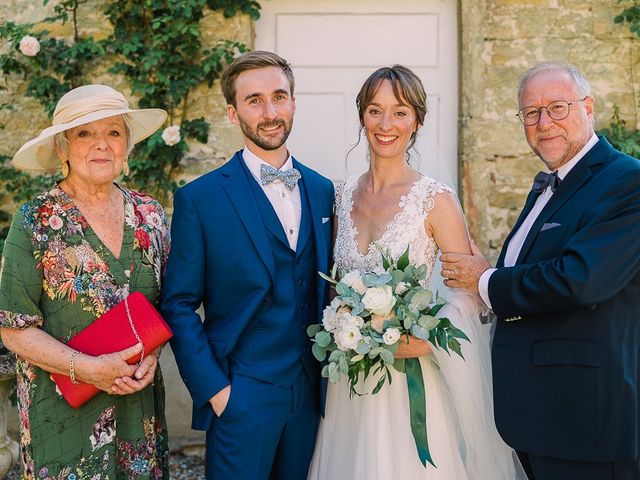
[308,175,526,480]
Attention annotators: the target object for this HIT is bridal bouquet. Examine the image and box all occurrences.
[308,246,470,467]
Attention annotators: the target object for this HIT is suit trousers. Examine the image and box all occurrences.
[205,369,319,480]
[518,451,640,480]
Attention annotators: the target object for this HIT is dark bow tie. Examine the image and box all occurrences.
[259,164,301,191]
[532,171,560,194]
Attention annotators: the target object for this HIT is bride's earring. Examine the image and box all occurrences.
[122,159,130,177]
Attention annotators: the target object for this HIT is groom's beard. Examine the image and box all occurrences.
[238,116,293,151]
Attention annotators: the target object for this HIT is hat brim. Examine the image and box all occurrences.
[11,108,168,173]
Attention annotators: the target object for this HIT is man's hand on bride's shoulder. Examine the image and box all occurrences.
[394,335,432,359]
[440,240,491,292]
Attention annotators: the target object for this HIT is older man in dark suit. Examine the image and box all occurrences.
[441,62,640,480]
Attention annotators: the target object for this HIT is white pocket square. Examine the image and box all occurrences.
[322,217,330,224]
[540,222,561,232]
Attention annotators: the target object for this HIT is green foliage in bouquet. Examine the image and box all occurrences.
[309,246,469,397]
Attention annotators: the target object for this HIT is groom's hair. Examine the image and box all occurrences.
[221,50,295,107]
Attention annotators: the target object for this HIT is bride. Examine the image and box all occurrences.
[308,66,526,479]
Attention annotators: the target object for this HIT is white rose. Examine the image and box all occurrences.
[161,125,181,146]
[334,325,362,351]
[321,306,340,333]
[335,311,363,330]
[395,282,409,295]
[383,327,401,345]
[361,285,395,316]
[19,36,40,57]
[341,271,367,294]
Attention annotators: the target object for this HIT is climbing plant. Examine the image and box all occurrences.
[0,0,259,250]
[597,1,640,155]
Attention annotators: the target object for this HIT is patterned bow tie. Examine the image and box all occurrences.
[531,170,561,194]
[259,164,301,191]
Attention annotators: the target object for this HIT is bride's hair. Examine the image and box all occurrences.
[348,65,428,163]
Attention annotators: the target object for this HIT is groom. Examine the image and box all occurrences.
[161,51,334,479]
[441,62,640,480]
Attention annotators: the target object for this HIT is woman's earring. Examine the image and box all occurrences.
[122,159,130,177]
[61,160,69,178]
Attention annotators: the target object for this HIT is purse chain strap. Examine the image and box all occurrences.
[124,297,145,363]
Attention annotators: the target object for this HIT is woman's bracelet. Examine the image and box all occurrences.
[69,350,80,384]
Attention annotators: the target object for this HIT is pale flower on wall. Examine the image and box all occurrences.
[19,36,40,57]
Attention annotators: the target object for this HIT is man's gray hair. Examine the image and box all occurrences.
[54,114,134,160]
[517,61,592,105]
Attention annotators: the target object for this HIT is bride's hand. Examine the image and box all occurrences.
[394,334,432,359]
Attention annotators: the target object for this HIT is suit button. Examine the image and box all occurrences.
[263,297,271,305]
[300,302,307,309]
[297,279,304,286]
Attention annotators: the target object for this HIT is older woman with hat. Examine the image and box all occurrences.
[0,85,170,478]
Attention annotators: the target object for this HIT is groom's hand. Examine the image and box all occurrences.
[440,241,491,292]
[210,384,231,417]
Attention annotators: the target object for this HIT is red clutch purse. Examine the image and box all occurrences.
[51,291,173,408]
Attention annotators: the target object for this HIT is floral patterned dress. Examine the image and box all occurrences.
[0,184,170,480]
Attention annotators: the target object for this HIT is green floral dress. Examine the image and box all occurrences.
[0,184,170,480]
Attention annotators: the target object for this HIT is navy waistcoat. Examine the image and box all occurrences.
[230,163,318,387]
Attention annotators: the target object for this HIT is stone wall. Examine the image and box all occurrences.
[459,0,639,261]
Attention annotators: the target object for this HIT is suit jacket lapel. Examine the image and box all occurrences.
[497,189,539,267]
[294,159,329,312]
[514,137,608,264]
[220,152,276,283]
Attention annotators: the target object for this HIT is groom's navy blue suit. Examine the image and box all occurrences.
[161,151,334,479]
[489,137,640,477]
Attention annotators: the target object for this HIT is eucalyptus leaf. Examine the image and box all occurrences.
[315,331,331,348]
[312,343,327,362]
[376,273,392,285]
[351,302,364,316]
[335,282,349,296]
[391,270,404,284]
[379,348,395,365]
[411,324,431,341]
[328,350,344,363]
[339,357,349,373]
[355,342,372,355]
[362,273,379,287]
[321,364,330,378]
[418,315,440,331]
[411,290,433,310]
[306,324,322,337]
[351,354,365,363]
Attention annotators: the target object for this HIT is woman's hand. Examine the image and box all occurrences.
[394,334,432,359]
[76,343,143,393]
[110,347,160,395]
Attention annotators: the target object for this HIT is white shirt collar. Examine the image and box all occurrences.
[242,148,293,182]
[554,133,598,180]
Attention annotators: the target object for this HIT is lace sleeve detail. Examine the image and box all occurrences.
[334,181,345,214]
[421,179,454,221]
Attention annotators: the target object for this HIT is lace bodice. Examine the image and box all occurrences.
[334,175,453,281]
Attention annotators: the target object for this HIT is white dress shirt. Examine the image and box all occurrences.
[478,133,599,309]
[243,148,302,251]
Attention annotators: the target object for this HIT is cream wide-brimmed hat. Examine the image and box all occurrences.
[11,84,168,172]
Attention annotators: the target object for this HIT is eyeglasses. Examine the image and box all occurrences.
[516,97,588,126]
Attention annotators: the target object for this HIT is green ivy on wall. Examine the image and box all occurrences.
[0,0,259,251]
[597,1,640,155]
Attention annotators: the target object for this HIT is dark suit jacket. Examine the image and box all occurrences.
[161,150,334,430]
[490,137,640,462]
